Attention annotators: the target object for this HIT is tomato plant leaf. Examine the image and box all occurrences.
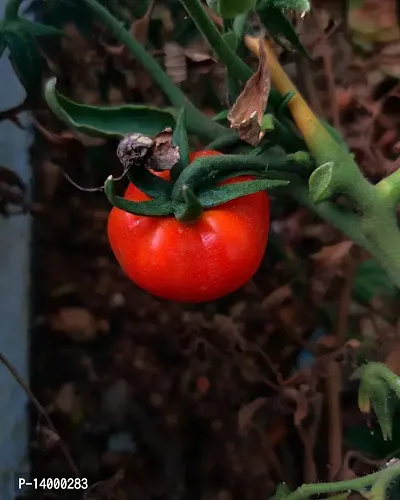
[5,28,43,99]
[171,107,190,181]
[45,78,176,137]
[197,178,288,207]
[256,2,310,59]
[18,19,64,37]
[308,162,335,204]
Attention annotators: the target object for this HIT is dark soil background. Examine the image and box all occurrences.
[8,0,400,498]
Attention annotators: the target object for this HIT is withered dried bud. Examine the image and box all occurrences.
[117,133,155,168]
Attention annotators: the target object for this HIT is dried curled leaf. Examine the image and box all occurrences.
[150,128,180,171]
[227,37,270,146]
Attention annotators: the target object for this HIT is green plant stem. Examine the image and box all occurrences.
[81,0,232,143]
[287,183,371,251]
[286,469,381,500]
[4,0,21,20]
[178,0,252,82]
[376,168,400,208]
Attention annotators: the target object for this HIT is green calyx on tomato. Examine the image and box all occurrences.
[104,107,292,223]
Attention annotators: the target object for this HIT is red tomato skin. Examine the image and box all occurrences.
[107,151,270,302]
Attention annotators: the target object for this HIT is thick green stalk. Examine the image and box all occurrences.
[287,183,371,251]
[81,0,232,143]
[286,469,381,500]
[376,168,400,208]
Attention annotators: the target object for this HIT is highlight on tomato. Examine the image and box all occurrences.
[105,137,287,303]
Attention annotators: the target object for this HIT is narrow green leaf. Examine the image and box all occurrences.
[19,19,64,37]
[309,162,335,204]
[257,3,310,59]
[171,107,190,181]
[45,78,176,137]
[5,28,43,98]
[197,178,288,207]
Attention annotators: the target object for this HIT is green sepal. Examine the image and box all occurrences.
[128,167,172,199]
[104,176,173,216]
[197,178,288,207]
[257,2,311,59]
[45,78,176,137]
[370,385,393,441]
[172,154,270,200]
[171,107,190,182]
[173,185,204,222]
[4,27,43,98]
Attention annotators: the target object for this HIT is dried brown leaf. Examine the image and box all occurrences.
[227,37,270,146]
[238,397,267,433]
[50,307,98,342]
[261,284,292,310]
[151,128,180,171]
[165,42,187,83]
[131,0,155,45]
[311,240,354,268]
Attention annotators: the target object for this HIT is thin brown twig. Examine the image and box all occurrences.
[313,9,341,131]
[326,256,356,481]
[296,393,323,483]
[326,360,342,481]
[0,351,80,477]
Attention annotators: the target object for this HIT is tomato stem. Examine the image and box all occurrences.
[104,176,173,216]
[174,185,204,222]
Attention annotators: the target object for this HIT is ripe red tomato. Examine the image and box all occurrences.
[107,150,270,302]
